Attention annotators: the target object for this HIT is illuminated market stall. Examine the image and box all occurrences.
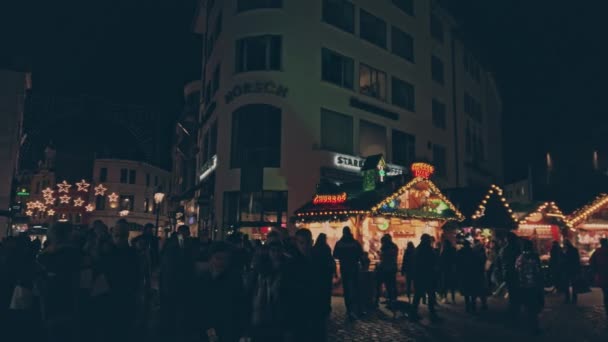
[293,161,464,263]
[447,184,519,246]
[566,193,608,263]
[514,201,567,257]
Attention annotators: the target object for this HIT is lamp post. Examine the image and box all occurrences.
[154,190,165,237]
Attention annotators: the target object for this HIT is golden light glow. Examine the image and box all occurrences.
[42,187,54,198]
[108,192,119,202]
[94,184,108,196]
[85,204,94,212]
[47,209,55,216]
[73,197,85,207]
[57,181,72,193]
[25,210,33,216]
[59,195,71,204]
[76,179,90,192]
[44,197,56,205]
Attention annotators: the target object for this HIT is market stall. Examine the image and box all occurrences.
[294,161,464,264]
[566,193,608,264]
[514,202,567,258]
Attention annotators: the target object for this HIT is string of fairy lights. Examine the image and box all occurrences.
[471,184,518,223]
[24,180,119,218]
[565,193,608,228]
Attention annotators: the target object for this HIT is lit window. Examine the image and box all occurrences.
[359,64,387,101]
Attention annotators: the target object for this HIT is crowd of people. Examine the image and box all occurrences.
[0,221,607,342]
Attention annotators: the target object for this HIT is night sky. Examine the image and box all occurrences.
[1,0,607,184]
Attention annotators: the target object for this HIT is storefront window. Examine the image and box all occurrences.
[223,190,287,227]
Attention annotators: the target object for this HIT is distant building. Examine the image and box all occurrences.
[504,179,532,204]
[192,0,504,237]
[88,159,171,231]
[0,69,28,236]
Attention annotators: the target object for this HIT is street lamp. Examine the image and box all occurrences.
[154,190,165,237]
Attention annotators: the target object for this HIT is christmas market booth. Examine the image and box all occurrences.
[566,193,608,264]
[513,201,568,258]
[446,184,519,246]
[293,160,464,264]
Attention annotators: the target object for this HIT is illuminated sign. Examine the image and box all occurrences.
[410,163,435,179]
[16,188,29,196]
[313,192,347,205]
[332,153,405,176]
[225,81,288,104]
[199,155,218,181]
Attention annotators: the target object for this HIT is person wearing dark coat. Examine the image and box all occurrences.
[412,234,439,320]
[376,234,398,306]
[439,240,457,304]
[458,241,486,313]
[549,241,563,291]
[499,232,522,318]
[590,238,608,317]
[333,227,363,319]
[562,240,581,304]
[312,233,336,317]
[401,241,416,302]
[516,239,544,335]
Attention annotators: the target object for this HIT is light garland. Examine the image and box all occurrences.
[470,184,518,223]
[108,192,119,203]
[76,179,90,192]
[25,210,33,216]
[59,195,71,204]
[94,184,108,196]
[73,197,85,207]
[47,209,55,216]
[85,204,94,212]
[26,202,37,210]
[44,197,56,205]
[57,181,72,193]
[42,187,54,198]
[566,193,608,228]
[519,202,565,225]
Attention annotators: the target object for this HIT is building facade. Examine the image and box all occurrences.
[193,0,503,237]
[89,159,171,231]
[0,70,28,236]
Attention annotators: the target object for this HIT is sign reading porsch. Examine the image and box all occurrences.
[225,81,288,104]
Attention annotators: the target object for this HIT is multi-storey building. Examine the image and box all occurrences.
[193,0,503,237]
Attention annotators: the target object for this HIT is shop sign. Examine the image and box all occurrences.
[332,153,405,176]
[225,81,288,104]
[16,188,30,196]
[313,192,347,205]
[199,155,217,181]
[410,163,435,179]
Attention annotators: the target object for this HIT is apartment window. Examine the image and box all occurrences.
[322,0,354,33]
[360,10,387,49]
[209,120,218,157]
[95,196,106,210]
[464,92,482,122]
[119,195,135,211]
[391,27,414,62]
[391,77,415,111]
[392,129,415,167]
[464,52,481,82]
[212,64,220,95]
[432,99,446,129]
[120,169,128,183]
[237,0,282,12]
[321,48,354,89]
[235,35,282,72]
[129,170,136,184]
[430,14,444,42]
[146,173,150,186]
[154,176,159,186]
[99,168,108,182]
[392,0,414,16]
[321,109,353,154]
[359,64,387,101]
[433,144,447,177]
[231,104,281,168]
[202,131,210,164]
[431,56,444,84]
[359,120,387,157]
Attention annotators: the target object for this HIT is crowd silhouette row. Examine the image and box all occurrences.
[1,221,607,342]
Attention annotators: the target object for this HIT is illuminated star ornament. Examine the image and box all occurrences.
[76,179,91,192]
[44,197,56,205]
[26,202,37,210]
[108,192,119,203]
[47,209,55,216]
[59,195,71,204]
[42,187,54,198]
[57,181,72,193]
[85,204,94,212]
[94,184,108,196]
[25,210,33,216]
[73,197,85,207]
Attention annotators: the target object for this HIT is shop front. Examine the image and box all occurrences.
[294,162,464,264]
[566,193,608,264]
[514,202,567,259]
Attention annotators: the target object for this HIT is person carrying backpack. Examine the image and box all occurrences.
[515,239,544,335]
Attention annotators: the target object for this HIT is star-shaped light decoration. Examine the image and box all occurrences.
[47,209,55,216]
[94,184,108,196]
[26,202,37,210]
[42,187,54,198]
[57,181,72,193]
[59,195,71,204]
[73,197,85,207]
[85,204,94,212]
[44,197,56,205]
[76,179,90,192]
[25,210,33,216]
[108,192,119,203]
[34,201,45,210]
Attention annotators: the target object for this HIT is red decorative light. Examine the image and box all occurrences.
[411,163,435,179]
[313,192,347,205]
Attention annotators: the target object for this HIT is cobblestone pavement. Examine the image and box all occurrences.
[328,290,608,342]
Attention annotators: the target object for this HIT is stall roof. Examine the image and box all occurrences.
[566,193,608,228]
[445,185,518,230]
[294,176,464,222]
[519,201,567,226]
